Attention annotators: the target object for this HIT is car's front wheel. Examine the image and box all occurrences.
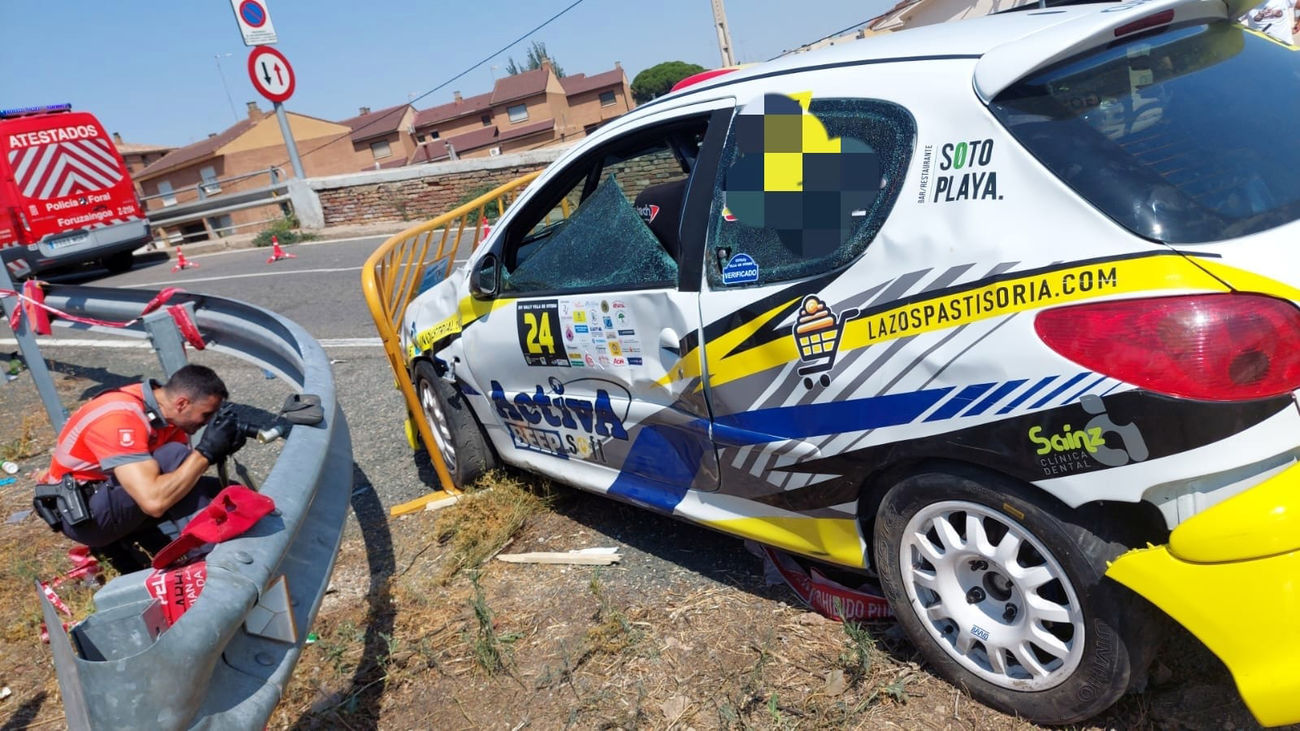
[873,466,1157,725]
[413,360,496,489]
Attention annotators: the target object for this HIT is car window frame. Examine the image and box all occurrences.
[702,96,917,290]
[484,106,734,298]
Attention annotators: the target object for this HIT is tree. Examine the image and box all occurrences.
[505,41,565,78]
[631,61,707,104]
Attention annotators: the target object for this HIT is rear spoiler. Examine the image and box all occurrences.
[973,0,1256,102]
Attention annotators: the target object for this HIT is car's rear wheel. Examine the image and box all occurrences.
[102,251,134,274]
[873,466,1157,725]
[413,360,495,489]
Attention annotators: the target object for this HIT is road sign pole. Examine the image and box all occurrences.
[274,101,305,179]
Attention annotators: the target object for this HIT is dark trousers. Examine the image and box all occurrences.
[60,442,223,548]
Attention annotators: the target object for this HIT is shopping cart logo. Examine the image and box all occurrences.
[792,295,860,389]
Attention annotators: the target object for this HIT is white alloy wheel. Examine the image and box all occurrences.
[418,376,459,476]
[898,500,1085,691]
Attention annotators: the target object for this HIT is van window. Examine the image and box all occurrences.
[706,95,914,288]
[990,21,1300,243]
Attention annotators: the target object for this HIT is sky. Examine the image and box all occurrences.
[1,0,897,149]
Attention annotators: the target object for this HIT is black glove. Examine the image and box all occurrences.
[195,405,247,464]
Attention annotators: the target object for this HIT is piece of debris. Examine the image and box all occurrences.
[824,668,847,697]
[0,686,10,701]
[497,547,621,565]
[6,510,30,525]
[660,695,689,722]
[2,461,18,475]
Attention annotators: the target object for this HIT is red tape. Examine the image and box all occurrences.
[1,285,192,333]
[167,304,206,350]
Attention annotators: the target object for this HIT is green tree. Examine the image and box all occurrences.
[631,61,707,104]
[505,41,565,78]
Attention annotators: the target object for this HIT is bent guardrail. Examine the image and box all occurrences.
[361,170,540,495]
[28,284,351,730]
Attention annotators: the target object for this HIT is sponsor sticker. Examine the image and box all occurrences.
[516,299,569,367]
[721,253,760,285]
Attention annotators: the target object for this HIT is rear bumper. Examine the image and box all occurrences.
[2,218,149,275]
[1106,461,1300,727]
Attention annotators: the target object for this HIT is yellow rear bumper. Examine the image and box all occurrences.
[1106,462,1300,727]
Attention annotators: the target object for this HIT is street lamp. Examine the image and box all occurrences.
[214,52,239,124]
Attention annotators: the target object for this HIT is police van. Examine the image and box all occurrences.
[0,104,150,279]
[394,0,1300,724]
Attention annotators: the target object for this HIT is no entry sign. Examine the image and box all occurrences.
[230,0,278,46]
[248,46,295,104]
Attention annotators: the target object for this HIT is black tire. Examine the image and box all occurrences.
[102,251,134,274]
[872,466,1159,725]
[413,360,496,489]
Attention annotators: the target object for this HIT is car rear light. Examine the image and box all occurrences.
[1113,9,1174,38]
[1035,294,1300,401]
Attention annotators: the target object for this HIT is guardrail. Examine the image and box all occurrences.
[361,170,541,494]
[146,179,292,244]
[29,284,351,729]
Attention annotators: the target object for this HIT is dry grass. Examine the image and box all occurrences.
[429,470,552,584]
[1,413,45,463]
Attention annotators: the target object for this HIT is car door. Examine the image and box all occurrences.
[687,91,917,556]
[461,100,733,513]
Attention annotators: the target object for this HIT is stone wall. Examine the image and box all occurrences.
[309,148,569,227]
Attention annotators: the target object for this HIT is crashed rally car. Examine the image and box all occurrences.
[397,0,1300,724]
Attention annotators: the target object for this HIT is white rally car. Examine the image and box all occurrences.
[399,0,1300,724]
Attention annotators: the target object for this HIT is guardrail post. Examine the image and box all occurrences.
[0,265,68,432]
[287,179,324,230]
[142,306,194,377]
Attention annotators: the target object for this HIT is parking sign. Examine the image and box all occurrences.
[230,0,278,46]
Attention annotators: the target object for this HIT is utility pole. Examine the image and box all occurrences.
[711,0,737,67]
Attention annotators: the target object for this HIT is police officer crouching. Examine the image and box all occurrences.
[33,364,248,571]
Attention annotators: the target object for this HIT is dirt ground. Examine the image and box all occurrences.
[0,367,1283,730]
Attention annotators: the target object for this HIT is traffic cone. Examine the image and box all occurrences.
[170,247,197,273]
[266,235,296,264]
[477,214,491,247]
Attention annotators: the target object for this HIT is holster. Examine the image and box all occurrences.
[33,475,93,531]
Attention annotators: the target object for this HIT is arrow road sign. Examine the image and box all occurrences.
[230,0,278,46]
[247,46,295,104]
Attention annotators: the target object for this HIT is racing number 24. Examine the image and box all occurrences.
[516,300,566,367]
[523,312,556,355]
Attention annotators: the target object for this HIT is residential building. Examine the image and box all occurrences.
[135,101,360,241]
[406,62,633,165]
[111,134,174,176]
[339,103,419,170]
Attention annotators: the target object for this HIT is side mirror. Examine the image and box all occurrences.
[470,253,499,300]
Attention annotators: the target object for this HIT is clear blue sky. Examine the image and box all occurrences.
[1,0,894,148]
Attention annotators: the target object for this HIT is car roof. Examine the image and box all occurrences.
[657,0,1243,106]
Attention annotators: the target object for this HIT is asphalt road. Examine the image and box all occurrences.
[1,236,457,510]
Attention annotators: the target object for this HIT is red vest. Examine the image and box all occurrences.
[47,383,188,483]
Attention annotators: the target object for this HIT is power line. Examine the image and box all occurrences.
[271,0,590,171]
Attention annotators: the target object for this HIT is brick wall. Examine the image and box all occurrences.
[311,149,568,227]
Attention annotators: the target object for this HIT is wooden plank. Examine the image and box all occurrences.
[389,490,457,517]
[496,551,622,565]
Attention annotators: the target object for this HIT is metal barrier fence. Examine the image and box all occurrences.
[361,170,541,494]
[144,167,291,245]
[28,285,351,730]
